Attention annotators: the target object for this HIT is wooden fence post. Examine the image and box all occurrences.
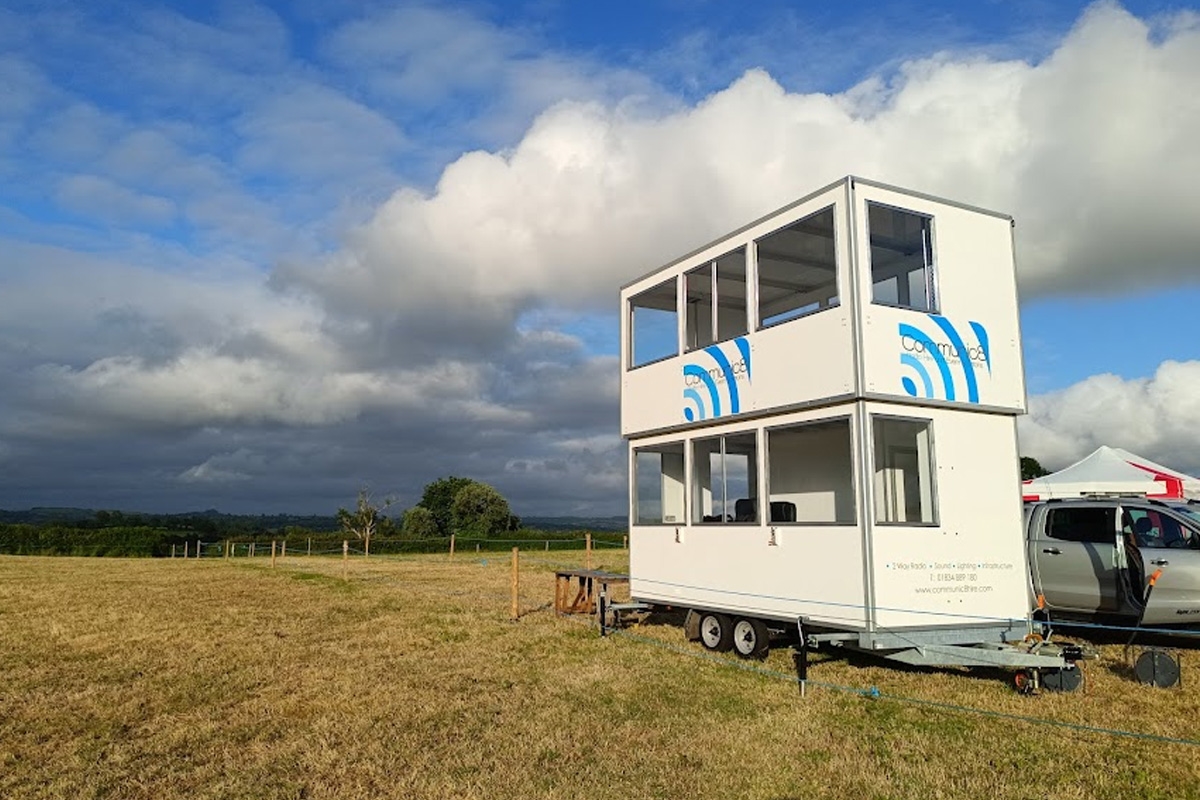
[224,540,230,559]
[281,540,287,559]
[342,540,349,581]
[171,544,176,559]
[623,535,628,550]
[184,541,189,558]
[545,540,549,551]
[476,543,480,554]
[449,534,455,557]
[585,533,592,571]
[250,542,256,558]
[307,537,312,556]
[511,547,519,621]
[271,540,277,569]
[196,540,201,559]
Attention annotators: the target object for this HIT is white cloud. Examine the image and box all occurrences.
[234,83,408,183]
[30,351,515,430]
[1019,360,1200,475]
[56,174,176,226]
[285,3,1200,328]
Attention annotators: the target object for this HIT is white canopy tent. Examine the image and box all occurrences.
[1022,446,1182,500]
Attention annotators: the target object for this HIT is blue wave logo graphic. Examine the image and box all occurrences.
[898,316,990,403]
[683,337,751,422]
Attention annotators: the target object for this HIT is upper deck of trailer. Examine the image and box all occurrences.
[619,176,1027,439]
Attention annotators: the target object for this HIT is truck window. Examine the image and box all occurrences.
[1045,507,1115,544]
[1124,508,1196,549]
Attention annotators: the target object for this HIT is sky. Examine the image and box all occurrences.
[1,0,1198,516]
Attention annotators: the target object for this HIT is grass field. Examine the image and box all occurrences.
[3,551,1200,800]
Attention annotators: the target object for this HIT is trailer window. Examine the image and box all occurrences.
[634,443,686,524]
[767,419,855,524]
[692,432,758,524]
[868,203,936,313]
[756,205,838,328]
[685,247,747,351]
[872,417,937,525]
[629,278,678,368]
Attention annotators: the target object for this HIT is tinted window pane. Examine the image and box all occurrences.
[1047,507,1115,543]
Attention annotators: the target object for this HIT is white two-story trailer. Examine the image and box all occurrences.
[619,176,1080,681]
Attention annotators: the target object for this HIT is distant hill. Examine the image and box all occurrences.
[0,508,627,533]
[521,516,627,532]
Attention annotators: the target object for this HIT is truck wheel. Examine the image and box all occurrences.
[699,613,734,652]
[732,617,771,660]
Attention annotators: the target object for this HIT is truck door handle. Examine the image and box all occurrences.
[1151,558,1169,566]
[1042,547,1062,555]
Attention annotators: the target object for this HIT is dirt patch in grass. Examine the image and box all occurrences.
[1,552,1198,799]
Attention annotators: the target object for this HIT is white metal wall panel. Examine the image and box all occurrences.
[866,403,1029,629]
[630,525,868,629]
[851,183,1026,412]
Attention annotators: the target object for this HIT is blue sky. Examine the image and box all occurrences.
[1,0,1198,514]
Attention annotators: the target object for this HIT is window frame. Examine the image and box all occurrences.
[865,201,940,315]
[684,245,749,353]
[690,430,760,525]
[627,276,680,370]
[763,416,858,526]
[870,414,940,527]
[632,441,687,526]
[755,204,841,332]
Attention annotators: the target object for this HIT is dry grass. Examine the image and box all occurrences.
[2,550,1199,800]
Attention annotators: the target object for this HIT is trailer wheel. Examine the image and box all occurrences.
[732,617,771,660]
[1012,670,1035,695]
[699,613,734,652]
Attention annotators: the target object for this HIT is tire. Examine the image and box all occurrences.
[732,617,771,660]
[699,612,734,652]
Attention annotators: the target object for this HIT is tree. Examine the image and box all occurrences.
[450,481,512,538]
[418,476,475,536]
[1021,456,1051,481]
[401,506,438,538]
[336,488,394,557]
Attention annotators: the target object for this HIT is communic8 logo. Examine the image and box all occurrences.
[682,337,751,422]
[898,316,990,404]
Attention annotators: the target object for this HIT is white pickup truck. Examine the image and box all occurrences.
[1026,497,1200,626]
